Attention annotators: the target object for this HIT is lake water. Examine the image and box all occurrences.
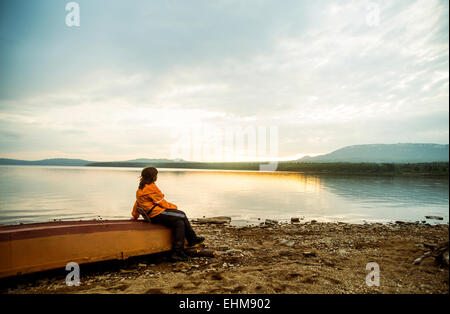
[0,165,448,225]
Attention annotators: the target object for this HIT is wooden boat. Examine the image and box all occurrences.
[0,220,173,279]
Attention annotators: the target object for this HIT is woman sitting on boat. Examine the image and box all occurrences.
[131,166,204,261]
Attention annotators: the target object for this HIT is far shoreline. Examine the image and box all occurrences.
[1,162,449,177]
[85,161,450,177]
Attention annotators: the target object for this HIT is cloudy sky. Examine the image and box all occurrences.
[0,0,448,161]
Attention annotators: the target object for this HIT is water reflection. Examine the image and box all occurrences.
[0,166,448,225]
[319,176,449,206]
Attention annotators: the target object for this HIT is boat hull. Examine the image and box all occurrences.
[0,220,173,279]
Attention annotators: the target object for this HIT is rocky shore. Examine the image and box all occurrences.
[1,219,448,294]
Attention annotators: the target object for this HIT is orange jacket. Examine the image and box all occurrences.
[131,183,178,219]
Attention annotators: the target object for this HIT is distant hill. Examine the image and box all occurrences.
[2,144,448,167]
[299,143,449,163]
[0,157,185,166]
[0,158,94,166]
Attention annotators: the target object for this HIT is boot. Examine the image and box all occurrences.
[170,249,190,262]
[187,236,205,247]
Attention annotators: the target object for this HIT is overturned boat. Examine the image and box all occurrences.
[0,220,173,279]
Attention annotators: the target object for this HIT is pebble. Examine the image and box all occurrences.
[285,241,295,248]
[120,269,133,274]
[279,239,295,247]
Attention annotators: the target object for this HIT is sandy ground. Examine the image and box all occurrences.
[1,220,448,294]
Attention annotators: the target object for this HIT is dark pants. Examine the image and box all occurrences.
[151,209,197,250]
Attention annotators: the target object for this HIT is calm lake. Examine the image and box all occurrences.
[0,165,448,225]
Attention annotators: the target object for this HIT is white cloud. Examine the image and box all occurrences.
[0,0,448,160]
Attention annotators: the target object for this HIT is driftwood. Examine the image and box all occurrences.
[194,217,231,224]
[413,241,449,266]
[433,242,450,266]
[185,248,217,258]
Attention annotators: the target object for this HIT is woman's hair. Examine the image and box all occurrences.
[139,167,158,189]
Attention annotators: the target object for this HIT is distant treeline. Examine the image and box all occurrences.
[86,161,449,176]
